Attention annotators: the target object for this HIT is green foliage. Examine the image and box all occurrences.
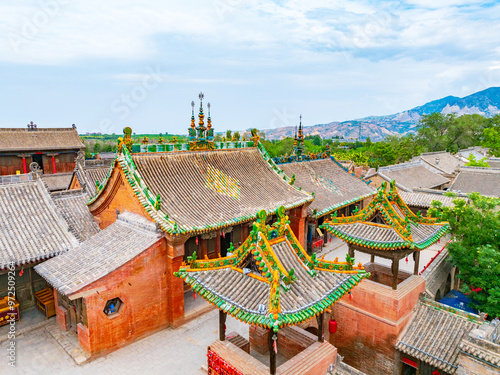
[429,193,500,317]
[417,113,489,152]
[483,126,500,157]
[226,130,232,139]
[465,155,490,167]
[233,131,241,141]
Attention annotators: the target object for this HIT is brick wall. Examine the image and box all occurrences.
[72,238,170,356]
[88,168,152,229]
[329,276,425,375]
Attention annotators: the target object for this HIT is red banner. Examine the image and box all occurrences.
[207,349,244,375]
[402,357,418,368]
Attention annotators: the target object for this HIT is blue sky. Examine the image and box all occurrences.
[1,0,499,135]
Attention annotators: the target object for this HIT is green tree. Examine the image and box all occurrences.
[465,155,490,167]
[369,142,396,167]
[226,130,232,140]
[233,131,241,141]
[429,193,500,317]
[483,127,500,157]
[93,141,102,155]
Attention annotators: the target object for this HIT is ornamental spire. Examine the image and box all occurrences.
[207,102,212,130]
[190,101,195,129]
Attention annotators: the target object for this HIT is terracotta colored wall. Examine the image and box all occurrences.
[289,205,308,248]
[54,291,69,331]
[329,277,425,375]
[0,155,30,175]
[74,238,170,356]
[89,168,152,229]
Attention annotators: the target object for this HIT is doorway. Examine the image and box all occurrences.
[220,232,232,257]
[402,363,417,375]
[32,154,44,172]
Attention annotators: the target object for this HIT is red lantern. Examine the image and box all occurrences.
[405,256,408,263]
[196,237,199,245]
[329,319,337,334]
[19,269,24,277]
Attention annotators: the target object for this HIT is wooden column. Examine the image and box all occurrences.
[391,258,399,290]
[413,251,420,275]
[268,330,277,375]
[316,313,324,342]
[370,255,375,263]
[348,244,355,259]
[219,310,226,341]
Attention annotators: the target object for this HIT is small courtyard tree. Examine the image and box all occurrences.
[429,193,500,317]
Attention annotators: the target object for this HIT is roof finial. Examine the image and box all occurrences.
[207,102,211,130]
[190,101,195,129]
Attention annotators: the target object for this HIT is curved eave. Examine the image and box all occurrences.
[313,191,377,219]
[86,156,118,205]
[175,268,369,330]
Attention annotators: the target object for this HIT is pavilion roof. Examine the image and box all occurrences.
[174,206,369,332]
[278,157,375,218]
[320,180,449,251]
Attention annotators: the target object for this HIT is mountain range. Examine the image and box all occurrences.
[263,87,500,141]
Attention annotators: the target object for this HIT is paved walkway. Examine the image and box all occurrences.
[3,309,248,375]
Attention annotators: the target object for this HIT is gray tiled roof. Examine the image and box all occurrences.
[41,172,73,192]
[398,191,457,208]
[279,159,375,218]
[449,167,500,197]
[0,127,84,152]
[130,148,312,231]
[417,151,463,175]
[51,190,100,242]
[376,161,450,191]
[35,212,161,296]
[396,299,480,374]
[74,160,112,197]
[0,178,79,269]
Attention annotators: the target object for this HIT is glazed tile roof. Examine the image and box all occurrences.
[0,178,79,269]
[35,211,161,296]
[279,158,375,218]
[0,127,85,152]
[320,181,449,250]
[41,172,73,192]
[51,190,100,242]
[449,167,500,197]
[417,151,463,175]
[396,297,481,374]
[371,161,450,191]
[107,144,312,235]
[175,207,369,331]
[398,191,458,208]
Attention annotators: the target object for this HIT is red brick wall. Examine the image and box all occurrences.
[73,238,170,356]
[88,167,152,229]
[329,277,425,375]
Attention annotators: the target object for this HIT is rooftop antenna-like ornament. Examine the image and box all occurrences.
[191,101,195,129]
[207,102,212,130]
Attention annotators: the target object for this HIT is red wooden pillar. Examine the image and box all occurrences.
[288,204,310,249]
[22,156,27,173]
[166,234,188,327]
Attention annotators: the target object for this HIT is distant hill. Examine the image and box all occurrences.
[264,87,500,141]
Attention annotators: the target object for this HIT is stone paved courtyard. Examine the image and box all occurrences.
[3,308,248,375]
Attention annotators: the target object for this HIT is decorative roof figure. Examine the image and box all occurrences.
[320,180,449,289]
[174,206,368,332]
[188,92,215,151]
[293,115,305,158]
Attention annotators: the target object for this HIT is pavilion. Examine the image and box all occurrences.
[174,206,369,374]
[320,180,449,290]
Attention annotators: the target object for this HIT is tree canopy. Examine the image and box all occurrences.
[429,193,500,317]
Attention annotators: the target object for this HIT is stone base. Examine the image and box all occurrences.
[210,337,337,375]
[329,272,425,375]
